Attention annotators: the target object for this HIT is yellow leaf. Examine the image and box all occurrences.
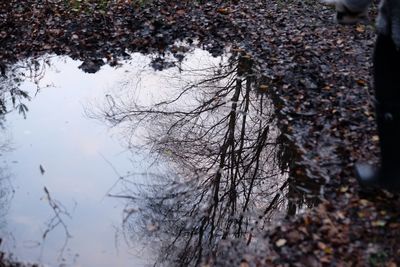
[324,247,333,254]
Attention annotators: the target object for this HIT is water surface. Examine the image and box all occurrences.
[0,49,317,266]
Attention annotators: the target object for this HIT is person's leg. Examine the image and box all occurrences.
[356,33,400,189]
[374,33,400,180]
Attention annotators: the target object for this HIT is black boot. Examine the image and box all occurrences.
[355,163,380,187]
[356,107,400,191]
[355,164,400,191]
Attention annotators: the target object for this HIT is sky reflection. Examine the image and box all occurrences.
[0,49,291,267]
[0,53,197,266]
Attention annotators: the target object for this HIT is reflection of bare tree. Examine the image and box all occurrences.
[0,58,73,262]
[0,167,12,232]
[0,57,49,120]
[102,54,291,266]
[40,186,73,260]
[0,59,46,224]
[0,135,13,245]
[0,57,49,246]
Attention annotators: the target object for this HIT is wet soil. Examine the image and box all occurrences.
[1,0,399,266]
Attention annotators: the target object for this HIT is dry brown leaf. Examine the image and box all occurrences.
[317,241,327,250]
[216,8,230,15]
[259,84,269,92]
[176,9,185,15]
[287,230,303,243]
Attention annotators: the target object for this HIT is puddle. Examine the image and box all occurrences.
[0,49,318,266]
[0,54,163,266]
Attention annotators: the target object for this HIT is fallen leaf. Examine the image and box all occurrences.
[324,247,333,254]
[371,220,386,227]
[287,230,302,243]
[39,165,45,175]
[339,186,348,193]
[259,84,268,92]
[359,199,370,206]
[356,79,367,86]
[317,241,327,250]
[275,238,287,247]
[216,8,230,15]
[372,135,379,142]
[356,25,365,33]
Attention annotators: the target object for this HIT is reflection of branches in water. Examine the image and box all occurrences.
[0,57,50,120]
[41,186,73,261]
[0,168,13,231]
[0,132,14,229]
[103,54,289,266]
[0,134,15,257]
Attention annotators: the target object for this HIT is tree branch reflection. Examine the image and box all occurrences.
[0,57,50,120]
[101,53,291,266]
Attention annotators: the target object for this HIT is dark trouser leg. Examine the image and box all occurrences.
[374,34,400,183]
[356,34,400,189]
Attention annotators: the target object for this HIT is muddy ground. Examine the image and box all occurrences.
[1,0,399,266]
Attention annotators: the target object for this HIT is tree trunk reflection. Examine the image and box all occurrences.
[101,53,309,266]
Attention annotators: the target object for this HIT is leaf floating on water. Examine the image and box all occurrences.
[39,164,45,175]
